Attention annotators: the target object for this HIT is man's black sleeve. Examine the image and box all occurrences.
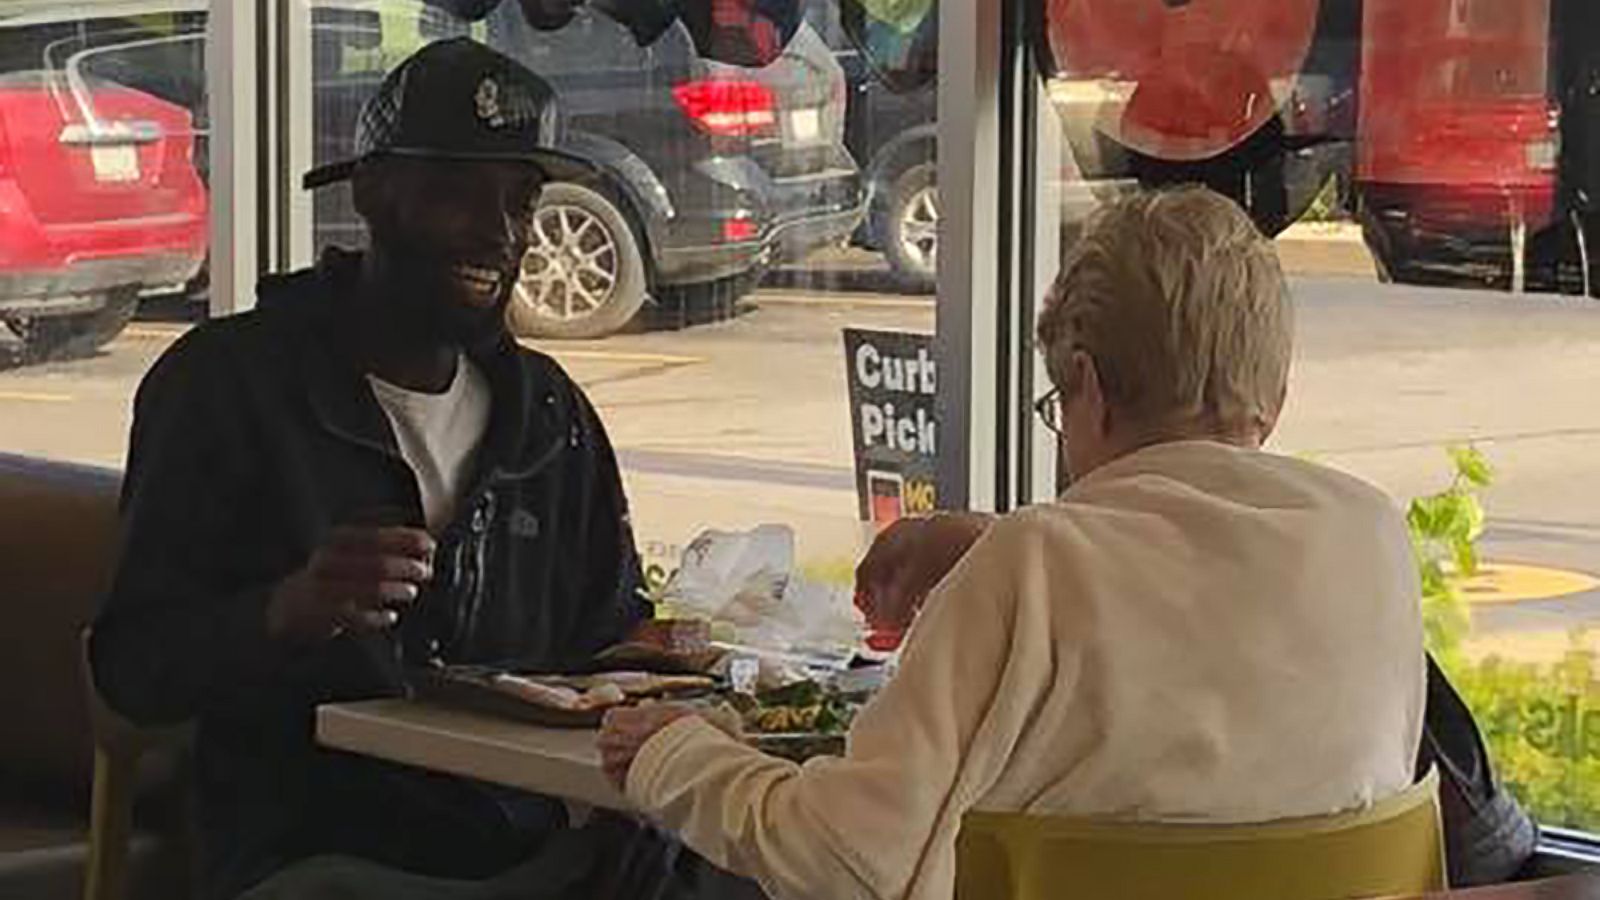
[90,330,293,726]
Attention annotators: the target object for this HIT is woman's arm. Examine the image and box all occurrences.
[854,511,996,640]
[611,518,1054,900]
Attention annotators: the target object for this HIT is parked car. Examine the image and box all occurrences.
[840,56,939,292]
[0,5,208,363]
[1353,0,1559,291]
[812,1,939,293]
[812,0,1142,294]
[313,1,865,339]
[1354,0,1589,295]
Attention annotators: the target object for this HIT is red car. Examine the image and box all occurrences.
[0,62,207,363]
[1356,0,1561,291]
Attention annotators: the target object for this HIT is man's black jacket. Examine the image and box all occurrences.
[90,249,648,898]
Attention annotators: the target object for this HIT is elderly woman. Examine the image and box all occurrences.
[599,187,1425,900]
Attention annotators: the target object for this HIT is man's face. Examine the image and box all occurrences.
[357,157,544,346]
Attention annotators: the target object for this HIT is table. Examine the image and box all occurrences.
[316,699,629,811]
[1406,875,1600,898]
[320,702,1600,899]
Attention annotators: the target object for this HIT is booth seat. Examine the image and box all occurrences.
[0,453,188,900]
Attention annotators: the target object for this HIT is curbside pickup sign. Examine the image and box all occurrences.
[844,328,938,527]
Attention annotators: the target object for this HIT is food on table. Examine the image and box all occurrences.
[734,679,860,738]
[489,674,623,712]
[484,671,715,714]
[629,619,713,654]
[594,621,724,674]
[750,704,829,734]
[572,672,716,697]
[489,675,586,710]
[582,681,628,708]
[714,680,863,762]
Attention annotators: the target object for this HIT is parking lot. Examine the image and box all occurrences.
[7,242,1600,664]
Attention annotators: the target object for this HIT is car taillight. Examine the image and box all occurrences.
[722,217,758,242]
[672,79,778,137]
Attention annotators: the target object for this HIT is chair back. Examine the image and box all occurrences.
[955,771,1445,900]
[0,453,122,793]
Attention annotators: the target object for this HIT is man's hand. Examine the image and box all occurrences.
[854,512,996,634]
[265,526,436,644]
[599,704,701,791]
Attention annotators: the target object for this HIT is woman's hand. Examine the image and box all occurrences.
[854,512,995,634]
[598,704,700,791]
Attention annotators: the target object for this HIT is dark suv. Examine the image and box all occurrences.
[314,2,864,338]
[806,1,938,293]
[841,52,938,293]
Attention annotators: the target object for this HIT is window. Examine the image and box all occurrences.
[1033,0,1600,833]
[291,0,948,593]
[13,0,1594,844]
[0,0,953,622]
[0,2,208,458]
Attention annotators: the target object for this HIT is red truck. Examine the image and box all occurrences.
[1046,0,1590,296]
[1357,0,1562,292]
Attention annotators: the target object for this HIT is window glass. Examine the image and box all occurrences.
[0,0,949,651]
[1040,0,1600,831]
[319,0,947,634]
[0,1,208,459]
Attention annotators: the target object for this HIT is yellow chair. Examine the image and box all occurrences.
[955,770,1445,900]
[81,631,191,900]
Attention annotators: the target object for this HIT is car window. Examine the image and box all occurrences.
[0,21,90,75]
[486,6,650,78]
[0,12,205,132]
[77,26,206,122]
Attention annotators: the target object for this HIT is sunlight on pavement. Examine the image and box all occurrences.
[0,391,74,403]
[1460,563,1600,605]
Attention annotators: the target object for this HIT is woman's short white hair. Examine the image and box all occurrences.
[1036,186,1292,437]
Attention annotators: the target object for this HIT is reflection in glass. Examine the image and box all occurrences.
[0,5,209,365]
[300,1,940,615]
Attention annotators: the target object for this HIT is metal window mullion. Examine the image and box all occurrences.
[1023,0,1064,505]
[207,0,269,317]
[935,0,1004,514]
[280,0,315,271]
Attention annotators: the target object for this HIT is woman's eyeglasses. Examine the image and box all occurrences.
[1034,387,1064,437]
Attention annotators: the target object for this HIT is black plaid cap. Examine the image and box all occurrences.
[302,37,593,189]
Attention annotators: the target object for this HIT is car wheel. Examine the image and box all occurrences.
[3,289,139,365]
[1356,198,1399,285]
[883,163,939,294]
[507,182,649,341]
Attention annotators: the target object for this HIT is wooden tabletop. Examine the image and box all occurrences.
[316,699,629,811]
[1404,875,1600,898]
[320,701,1600,898]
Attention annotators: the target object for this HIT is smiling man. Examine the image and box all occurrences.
[90,40,653,900]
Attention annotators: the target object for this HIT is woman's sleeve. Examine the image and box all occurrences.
[626,517,1058,900]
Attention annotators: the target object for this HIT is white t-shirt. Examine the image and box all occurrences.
[367,356,492,533]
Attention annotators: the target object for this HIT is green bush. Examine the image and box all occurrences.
[1410,445,1491,668]
[1449,646,1600,830]
[1413,446,1600,829]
